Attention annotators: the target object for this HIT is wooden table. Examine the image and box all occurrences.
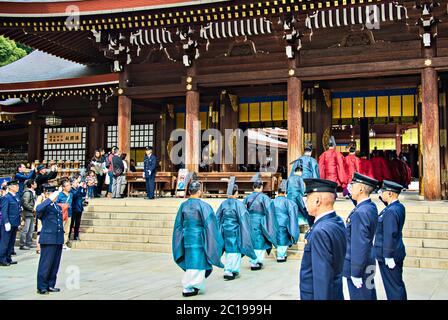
[126,172,177,197]
[196,172,282,197]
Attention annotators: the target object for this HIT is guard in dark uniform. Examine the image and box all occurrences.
[344,172,379,300]
[0,180,21,266]
[144,146,157,199]
[299,179,347,300]
[375,180,407,300]
[36,184,64,295]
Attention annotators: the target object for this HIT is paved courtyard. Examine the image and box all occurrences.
[0,248,447,300]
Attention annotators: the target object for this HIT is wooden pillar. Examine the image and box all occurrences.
[220,92,239,172]
[287,76,303,174]
[185,90,200,172]
[315,89,332,157]
[161,104,176,172]
[27,123,42,162]
[118,95,132,159]
[360,118,370,158]
[395,124,402,156]
[421,67,441,200]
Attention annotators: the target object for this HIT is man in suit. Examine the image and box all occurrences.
[299,179,347,300]
[35,164,58,196]
[0,180,21,266]
[344,172,379,300]
[15,163,36,196]
[36,184,65,295]
[143,146,157,200]
[375,180,407,300]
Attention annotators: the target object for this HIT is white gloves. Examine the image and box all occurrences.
[351,276,363,289]
[4,223,11,232]
[385,258,396,269]
[148,170,151,176]
[49,191,60,202]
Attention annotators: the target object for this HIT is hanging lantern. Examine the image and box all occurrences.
[45,111,62,126]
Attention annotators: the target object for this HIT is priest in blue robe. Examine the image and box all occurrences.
[172,180,224,297]
[287,161,313,227]
[216,177,256,281]
[271,180,299,262]
[242,174,277,271]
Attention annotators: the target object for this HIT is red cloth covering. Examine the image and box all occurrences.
[359,158,375,179]
[345,154,361,183]
[318,148,347,187]
[390,159,412,187]
[370,156,393,183]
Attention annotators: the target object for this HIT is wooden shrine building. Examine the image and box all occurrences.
[0,0,448,200]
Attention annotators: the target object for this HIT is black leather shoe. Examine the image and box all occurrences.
[251,265,261,271]
[277,258,287,263]
[182,288,199,297]
[48,287,61,293]
[0,262,10,267]
[9,261,17,265]
[20,246,30,250]
[37,289,49,295]
[11,251,16,256]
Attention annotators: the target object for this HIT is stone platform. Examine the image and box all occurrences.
[71,194,448,270]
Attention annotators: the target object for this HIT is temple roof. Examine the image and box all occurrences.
[0,50,109,84]
[0,50,118,98]
[0,0,225,17]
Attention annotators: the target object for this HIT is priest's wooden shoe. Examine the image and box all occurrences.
[182,288,199,297]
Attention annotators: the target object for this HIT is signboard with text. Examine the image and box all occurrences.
[47,132,82,144]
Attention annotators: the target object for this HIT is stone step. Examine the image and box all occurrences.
[70,240,172,253]
[80,226,173,236]
[80,218,175,228]
[80,233,172,244]
[85,205,179,214]
[398,237,448,249]
[403,229,448,240]
[407,247,448,259]
[82,212,176,221]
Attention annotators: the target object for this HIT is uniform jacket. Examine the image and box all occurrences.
[144,154,157,179]
[36,198,64,245]
[343,199,378,278]
[300,212,347,300]
[71,187,87,213]
[318,149,348,187]
[35,171,58,195]
[21,188,36,218]
[0,192,21,227]
[374,200,406,263]
[345,154,361,183]
[290,155,320,179]
[15,170,36,196]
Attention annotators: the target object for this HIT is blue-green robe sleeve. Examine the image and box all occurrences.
[287,199,300,244]
[260,195,278,249]
[235,200,257,260]
[199,201,225,272]
[172,202,186,271]
[312,159,320,179]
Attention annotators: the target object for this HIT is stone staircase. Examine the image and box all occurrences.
[71,197,448,270]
